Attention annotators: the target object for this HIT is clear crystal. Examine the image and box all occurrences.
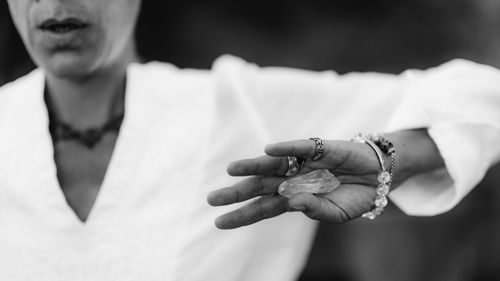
[376,184,390,196]
[278,169,341,198]
[377,171,391,184]
[375,196,388,208]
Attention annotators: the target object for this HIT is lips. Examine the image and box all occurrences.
[39,18,89,33]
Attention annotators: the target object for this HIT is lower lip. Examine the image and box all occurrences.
[38,26,89,50]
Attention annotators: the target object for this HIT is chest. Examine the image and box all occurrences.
[0,65,323,281]
[53,133,118,222]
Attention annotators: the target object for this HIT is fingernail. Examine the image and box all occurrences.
[291,205,306,212]
[214,217,225,229]
[264,144,274,154]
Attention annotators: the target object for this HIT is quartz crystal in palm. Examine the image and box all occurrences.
[278,169,341,198]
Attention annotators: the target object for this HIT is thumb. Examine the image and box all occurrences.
[288,193,350,224]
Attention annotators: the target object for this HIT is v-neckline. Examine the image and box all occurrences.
[36,66,135,225]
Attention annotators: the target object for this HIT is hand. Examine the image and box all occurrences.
[207,138,389,229]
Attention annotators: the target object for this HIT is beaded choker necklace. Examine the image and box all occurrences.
[48,114,124,149]
[45,91,124,149]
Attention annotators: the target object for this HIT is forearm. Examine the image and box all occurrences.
[386,129,445,189]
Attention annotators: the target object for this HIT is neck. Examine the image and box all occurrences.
[45,45,137,129]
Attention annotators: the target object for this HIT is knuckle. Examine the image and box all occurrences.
[255,176,266,193]
[255,197,268,219]
[253,160,262,173]
[231,209,246,223]
[278,158,289,175]
[233,190,243,203]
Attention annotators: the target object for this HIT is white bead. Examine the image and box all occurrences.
[377,184,390,196]
[377,171,391,184]
[375,196,388,208]
[362,212,376,220]
[373,207,384,216]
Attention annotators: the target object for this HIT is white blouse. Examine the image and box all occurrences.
[0,55,499,281]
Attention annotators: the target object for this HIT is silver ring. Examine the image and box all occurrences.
[285,156,301,177]
[309,137,324,161]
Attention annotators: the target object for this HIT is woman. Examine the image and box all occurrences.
[2,0,500,280]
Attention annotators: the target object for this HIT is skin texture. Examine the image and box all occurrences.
[7,0,141,222]
[7,0,141,79]
[208,129,445,229]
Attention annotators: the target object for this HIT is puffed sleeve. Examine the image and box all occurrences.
[211,55,412,143]
[387,59,500,216]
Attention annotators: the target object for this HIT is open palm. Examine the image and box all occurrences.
[207,139,388,229]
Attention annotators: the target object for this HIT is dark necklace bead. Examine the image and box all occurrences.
[49,114,124,149]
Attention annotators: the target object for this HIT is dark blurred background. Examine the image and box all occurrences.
[1,1,500,280]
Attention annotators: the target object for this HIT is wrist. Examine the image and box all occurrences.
[385,129,444,189]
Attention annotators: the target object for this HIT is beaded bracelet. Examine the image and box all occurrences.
[372,134,396,186]
[352,134,396,220]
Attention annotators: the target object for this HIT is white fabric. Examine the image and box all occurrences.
[387,59,500,215]
[0,55,499,280]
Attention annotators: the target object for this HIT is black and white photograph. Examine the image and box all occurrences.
[1,1,499,280]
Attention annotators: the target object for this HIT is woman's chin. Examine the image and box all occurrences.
[40,54,100,80]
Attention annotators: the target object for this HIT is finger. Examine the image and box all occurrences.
[266,139,385,177]
[266,139,351,171]
[265,139,316,159]
[207,176,284,206]
[288,193,351,224]
[315,184,377,222]
[214,194,288,229]
[320,184,376,215]
[227,155,288,176]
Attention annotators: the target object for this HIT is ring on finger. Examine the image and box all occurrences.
[309,137,325,161]
[285,156,303,177]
